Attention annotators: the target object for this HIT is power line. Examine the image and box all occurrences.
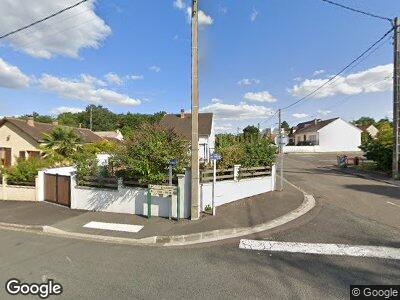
[281,26,395,111]
[320,0,392,23]
[259,110,279,127]
[0,0,88,40]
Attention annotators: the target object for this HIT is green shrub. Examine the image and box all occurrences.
[4,158,52,183]
[360,123,393,172]
[111,123,190,184]
[215,134,276,168]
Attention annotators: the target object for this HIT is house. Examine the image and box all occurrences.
[159,110,215,161]
[357,124,379,139]
[95,130,124,143]
[292,117,362,152]
[0,117,103,166]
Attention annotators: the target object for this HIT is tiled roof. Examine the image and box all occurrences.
[294,118,340,135]
[159,113,213,140]
[0,118,103,144]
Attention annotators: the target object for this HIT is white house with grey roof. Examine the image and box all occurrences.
[160,110,215,162]
[287,117,362,152]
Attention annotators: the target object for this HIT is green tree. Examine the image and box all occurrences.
[42,127,82,160]
[243,125,259,137]
[57,112,81,127]
[281,121,290,133]
[112,123,190,184]
[20,112,54,124]
[352,116,376,127]
[360,122,393,172]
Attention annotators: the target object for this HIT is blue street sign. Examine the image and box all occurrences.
[210,153,222,161]
[168,159,177,166]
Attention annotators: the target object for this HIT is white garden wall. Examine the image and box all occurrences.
[70,175,189,219]
[200,165,276,210]
[283,146,321,153]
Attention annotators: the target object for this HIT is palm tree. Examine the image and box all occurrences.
[42,126,82,160]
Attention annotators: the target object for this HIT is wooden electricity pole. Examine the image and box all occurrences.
[191,0,200,219]
[393,17,400,179]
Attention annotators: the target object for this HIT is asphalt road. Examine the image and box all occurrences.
[0,153,399,300]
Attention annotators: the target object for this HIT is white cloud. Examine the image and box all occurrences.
[81,74,107,87]
[105,73,123,85]
[317,110,331,116]
[184,6,214,26]
[0,58,29,89]
[0,0,111,59]
[250,8,259,22]
[294,77,302,82]
[244,91,277,103]
[198,10,214,26]
[38,74,141,106]
[313,70,325,76]
[214,123,234,133]
[292,113,309,119]
[237,78,260,86]
[289,64,393,99]
[52,106,84,115]
[149,66,161,73]
[173,0,185,10]
[201,100,274,120]
[211,98,222,103]
[127,74,144,80]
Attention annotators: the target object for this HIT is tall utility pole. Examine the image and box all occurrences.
[393,17,400,179]
[191,0,200,220]
[278,109,283,191]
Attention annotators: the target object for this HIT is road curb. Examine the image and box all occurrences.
[0,180,316,247]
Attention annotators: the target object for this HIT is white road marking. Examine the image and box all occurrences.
[239,240,400,260]
[83,221,143,233]
[387,201,400,208]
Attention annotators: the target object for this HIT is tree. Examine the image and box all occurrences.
[352,117,375,127]
[243,125,259,137]
[58,112,81,127]
[360,122,393,172]
[20,112,54,124]
[112,124,190,184]
[281,121,290,133]
[42,127,83,160]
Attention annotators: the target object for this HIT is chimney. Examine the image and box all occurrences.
[314,119,318,125]
[27,117,34,127]
[52,121,59,126]
[180,109,185,119]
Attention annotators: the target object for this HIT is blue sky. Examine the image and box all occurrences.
[0,0,398,132]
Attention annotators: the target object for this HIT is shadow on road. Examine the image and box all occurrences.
[344,184,400,199]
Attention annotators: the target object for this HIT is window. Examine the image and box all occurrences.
[19,151,26,159]
[27,151,40,159]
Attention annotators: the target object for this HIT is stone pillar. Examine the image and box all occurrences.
[233,165,241,182]
[177,174,185,219]
[36,170,45,202]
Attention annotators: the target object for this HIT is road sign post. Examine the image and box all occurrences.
[210,153,222,216]
[168,159,177,186]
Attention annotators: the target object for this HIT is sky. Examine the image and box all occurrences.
[0,0,398,133]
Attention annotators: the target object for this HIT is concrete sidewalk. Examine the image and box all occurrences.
[0,183,310,245]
